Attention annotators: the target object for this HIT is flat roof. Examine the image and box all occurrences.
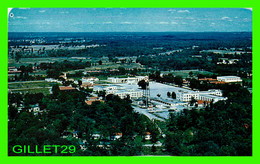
[217,76,240,78]
[59,86,76,90]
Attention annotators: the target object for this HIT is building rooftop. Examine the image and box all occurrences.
[59,86,76,91]
[217,76,241,78]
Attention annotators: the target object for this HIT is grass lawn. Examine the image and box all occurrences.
[8,57,93,67]
[84,62,142,70]
[10,88,51,95]
[8,81,57,89]
[162,70,214,78]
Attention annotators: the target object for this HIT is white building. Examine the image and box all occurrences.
[107,76,145,84]
[217,76,242,83]
[199,94,227,102]
[28,104,40,114]
[45,78,62,84]
[199,89,223,97]
[93,85,143,99]
[92,134,101,140]
[115,90,143,99]
[82,77,99,84]
[176,89,226,103]
[176,90,199,102]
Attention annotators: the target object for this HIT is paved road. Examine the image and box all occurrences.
[132,106,165,122]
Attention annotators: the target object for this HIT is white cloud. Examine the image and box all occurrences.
[28,21,52,25]
[221,16,232,21]
[121,22,132,24]
[210,23,216,27]
[186,17,194,20]
[16,16,27,19]
[171,22,178,25]
[39,10,46,13]
[19,8,30,10]
[60,11,69,14]
[243,18,251,22]
[221,16,230,20]
[177,10,190,13]
[103,21,112,24]
[143,22,151,24]
[245,8,252,11]
[168,9,176,12]
[168,9,176,13]
[157,22,169,24]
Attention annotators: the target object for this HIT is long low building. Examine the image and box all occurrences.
[217,76,242,83]
[94,80,227,103]
[115,90,143,99]
[107,76,145,84]
[94,85,143,99]
[176,89,227,103]
[199,94,227,102]
[176,90,199,102]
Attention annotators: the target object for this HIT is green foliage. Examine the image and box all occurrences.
[138,79,148,89]
[8,89,159,156]
[172,92,176,99]
[174,76,183,87]
[164,96,252,156]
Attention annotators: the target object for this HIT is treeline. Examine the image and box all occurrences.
[43,60,91,79]
[137,50,211,71]
[9,32,252,59]
[148,71,183,86]
[164,81,252,156]
[39,60,91,71]
[9,64,45,82]
[165,101,251,156]
[8,89,160,156]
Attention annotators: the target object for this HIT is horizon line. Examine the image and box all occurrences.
[8,31,252,33]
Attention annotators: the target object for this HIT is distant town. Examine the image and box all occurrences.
[8,32,252,156]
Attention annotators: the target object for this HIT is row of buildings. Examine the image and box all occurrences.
[94,84,143,99]
[176,89,227,102]
[107,76,145,84]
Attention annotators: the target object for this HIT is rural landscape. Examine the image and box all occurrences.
[8,8,252,156]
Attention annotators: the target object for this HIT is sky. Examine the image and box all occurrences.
[8,8,252,32]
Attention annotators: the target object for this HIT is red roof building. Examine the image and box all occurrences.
[198,78,217,81]
[59,86,77,91]
[86,100,104,105]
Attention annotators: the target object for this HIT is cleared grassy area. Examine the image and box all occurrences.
[8,81,57,90]
[161,70,214,78]
[8,57,92,67]
[10,88,51,95]
[84,62,142,70]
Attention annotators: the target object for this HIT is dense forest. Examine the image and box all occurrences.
[8,32,252,58]
[8,89,160,156]
[8,32,252,75]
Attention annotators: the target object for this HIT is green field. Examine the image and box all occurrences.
[161,70,214,78]
[8,81,59,95]
[8,57,92,67]
[8,81,57,89]
[9,88,51,95]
